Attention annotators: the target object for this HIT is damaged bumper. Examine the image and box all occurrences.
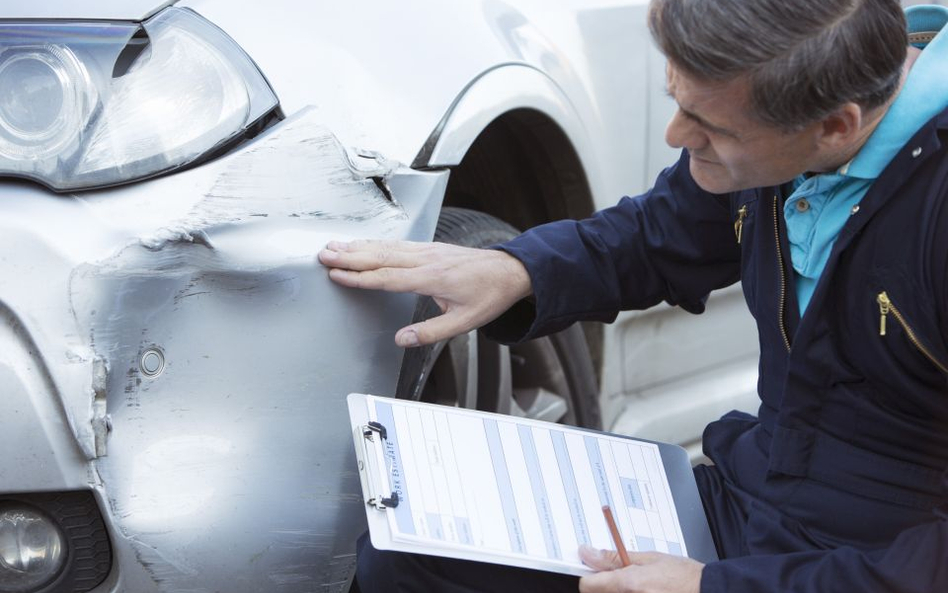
[0,108,446,592]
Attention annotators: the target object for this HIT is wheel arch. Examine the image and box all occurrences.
[416,65,602,224]
[414,65,605,377]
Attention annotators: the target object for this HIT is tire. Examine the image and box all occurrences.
[396,207,601,429]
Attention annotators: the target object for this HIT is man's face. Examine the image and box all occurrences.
[664,65,823,194]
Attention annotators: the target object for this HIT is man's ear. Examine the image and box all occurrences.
[816,103,864,150]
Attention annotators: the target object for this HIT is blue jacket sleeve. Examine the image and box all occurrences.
[483,151,742,343]
[701,506,948,592]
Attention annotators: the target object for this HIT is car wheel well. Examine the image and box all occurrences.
[442,108,593,226]
[440,107,603,380]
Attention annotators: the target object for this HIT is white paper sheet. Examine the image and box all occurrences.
[350,394,688,575]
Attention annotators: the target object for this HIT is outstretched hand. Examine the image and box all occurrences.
[578,545,704,593]
[318,240,532,347]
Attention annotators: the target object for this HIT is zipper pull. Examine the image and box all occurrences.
[734,205,748,244]
[877,292,890,336]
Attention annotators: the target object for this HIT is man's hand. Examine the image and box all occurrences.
[578,545,704,593]
[317,240,532,347]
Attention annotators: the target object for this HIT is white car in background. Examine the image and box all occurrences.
[0,1,758,592]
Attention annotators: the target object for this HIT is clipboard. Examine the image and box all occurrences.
[348,393,718,576]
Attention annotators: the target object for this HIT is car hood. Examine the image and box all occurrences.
[3,0,173,21]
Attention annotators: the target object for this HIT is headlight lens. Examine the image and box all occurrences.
[0,47,90,160]
[0,506,66,591]
[0,7,278,191]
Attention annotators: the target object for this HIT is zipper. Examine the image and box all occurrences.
[877,291,948,374]
[772,196,791,351]
[734,204,748,244]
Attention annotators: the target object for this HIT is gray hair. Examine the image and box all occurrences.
[648,0,908,130]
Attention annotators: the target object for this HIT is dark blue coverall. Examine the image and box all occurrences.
[358,111,948,592]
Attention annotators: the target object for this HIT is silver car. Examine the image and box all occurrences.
[0,1,758,592]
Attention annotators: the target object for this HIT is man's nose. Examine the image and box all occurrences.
[665,110,707,150]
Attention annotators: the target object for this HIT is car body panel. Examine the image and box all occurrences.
[182,0,656,198]
[0,108,446,592]
[0,311,93,491]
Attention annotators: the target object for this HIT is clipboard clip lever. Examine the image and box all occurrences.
[368,491,399,509]
[363,421,387,441]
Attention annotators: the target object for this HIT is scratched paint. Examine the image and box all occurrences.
[0,106,447,592]
[139,109,407,252]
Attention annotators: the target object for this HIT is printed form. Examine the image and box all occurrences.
[365,395,688,573]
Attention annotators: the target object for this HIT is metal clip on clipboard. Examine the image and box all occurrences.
[356,421,399,510]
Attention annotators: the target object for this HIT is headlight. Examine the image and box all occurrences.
[0,7,279,191]
[0,506,66,592]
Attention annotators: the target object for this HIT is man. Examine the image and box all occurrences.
[319,0,948,591]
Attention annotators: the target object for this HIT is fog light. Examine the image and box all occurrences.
[0,506,66,591]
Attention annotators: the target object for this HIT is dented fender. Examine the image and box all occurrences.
[0,107,447,592]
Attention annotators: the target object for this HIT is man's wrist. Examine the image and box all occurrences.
[494,249,533,302]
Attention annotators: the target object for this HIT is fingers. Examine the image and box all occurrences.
[326,266,429,293]
[327,239,429,253]
[579,551,704,593]
[626,551,665,566]
[318,240,429,272]
[578,553,638,593]
[396,309,477,348]
[581,545,665,570]
[580,545,625,571]
[319,239,533,349]
[319,240,449,292]
[579,570,625,593]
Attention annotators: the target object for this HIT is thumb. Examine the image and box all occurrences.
[579,544,625,571]
[395,310,473,348]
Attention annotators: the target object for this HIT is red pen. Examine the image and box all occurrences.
[602,505,632,567]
